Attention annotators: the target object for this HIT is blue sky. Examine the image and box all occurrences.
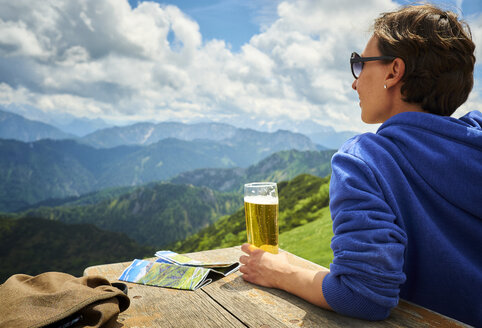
[0,0,481,133]
[128,0,280,52]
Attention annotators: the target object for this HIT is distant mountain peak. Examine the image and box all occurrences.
[0,109,75,142]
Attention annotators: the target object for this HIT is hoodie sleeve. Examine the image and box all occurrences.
[322,149,407,320]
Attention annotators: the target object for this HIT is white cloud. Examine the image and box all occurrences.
[454,87,482,118]
[0,0,480,133]
[0,19,46,57]
[468,12,482,66]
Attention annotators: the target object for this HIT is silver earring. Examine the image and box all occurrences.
[384,85,387,89]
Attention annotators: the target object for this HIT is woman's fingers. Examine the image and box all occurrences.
[239,255,249,265]
[241,243,260,255]
[239,264,249,274]
[241,243,251,254]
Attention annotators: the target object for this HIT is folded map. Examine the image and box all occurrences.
[118,251,240,290]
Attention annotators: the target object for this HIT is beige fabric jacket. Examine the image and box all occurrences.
[0,272,130,328]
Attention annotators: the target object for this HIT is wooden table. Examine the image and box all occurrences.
[84,246,468,327]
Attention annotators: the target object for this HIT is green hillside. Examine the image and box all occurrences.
[18,185,136,211]
[0,216,155,283]
[171,174,334,268]
[21,182,243,247]
[0,139,141,212]
[279,206,333,268]
[245,149,334,185]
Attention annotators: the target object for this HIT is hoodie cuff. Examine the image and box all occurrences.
[322,273,392,321]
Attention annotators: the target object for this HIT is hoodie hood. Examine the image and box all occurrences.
[376,110,482,217]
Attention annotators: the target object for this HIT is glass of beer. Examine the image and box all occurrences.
[244,182,279,254]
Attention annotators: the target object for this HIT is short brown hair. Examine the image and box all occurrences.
[373,4,475,116]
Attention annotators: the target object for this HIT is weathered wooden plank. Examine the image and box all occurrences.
[84,247,469,328]
[204,271,470,328]
[189,247,470,328]
[84,260,245,328]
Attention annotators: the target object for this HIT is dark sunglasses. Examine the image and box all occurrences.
[350,52,396,79]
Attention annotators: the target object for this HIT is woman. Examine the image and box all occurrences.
[238,4,482,326]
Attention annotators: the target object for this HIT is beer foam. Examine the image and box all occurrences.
[244,195,278,205]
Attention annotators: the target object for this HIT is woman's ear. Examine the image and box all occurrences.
[385,58,405,88]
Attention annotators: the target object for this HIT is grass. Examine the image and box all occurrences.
[279,206,334,268]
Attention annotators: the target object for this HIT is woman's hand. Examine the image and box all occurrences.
[238,243,292,289]
[238,243,332,309]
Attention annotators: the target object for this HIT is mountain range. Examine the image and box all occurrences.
[79,121,237,147]
[1,104,343,213]
[0,132,329,212]
[1,104,111,137]
[77,121,332,153]
[0,109,354,213]
[170,149,335,192]
[0,108,319,149]
[0,107,357,149]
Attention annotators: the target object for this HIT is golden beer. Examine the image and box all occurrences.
[244,195,279,254]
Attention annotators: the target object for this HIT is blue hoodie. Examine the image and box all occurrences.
[322,111,482,326]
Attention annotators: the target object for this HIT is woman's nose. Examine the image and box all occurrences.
[352,79,357,90]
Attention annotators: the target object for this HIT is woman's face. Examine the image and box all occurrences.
[352,36,393,124]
